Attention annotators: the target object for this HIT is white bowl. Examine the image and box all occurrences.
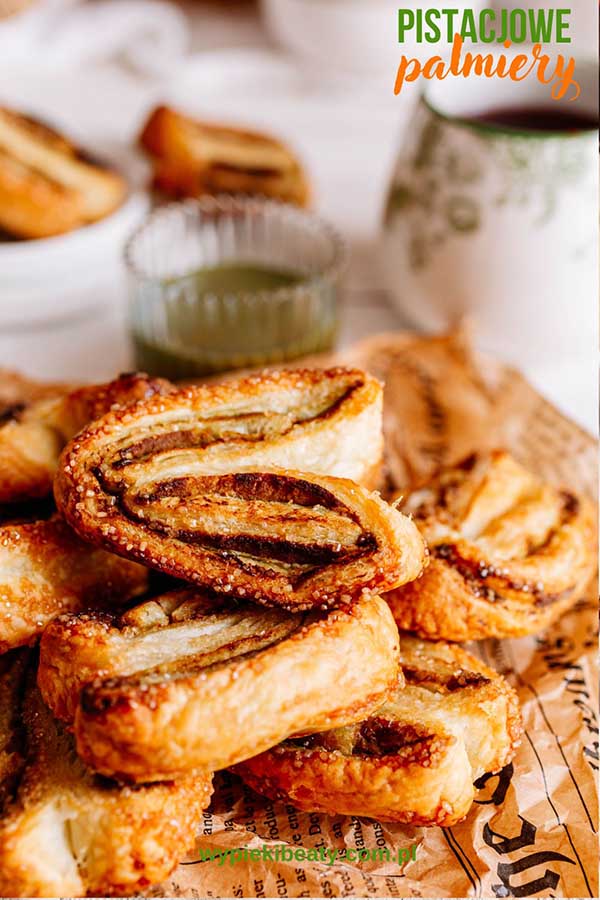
[261,0,485,77]
[0,146,149,328]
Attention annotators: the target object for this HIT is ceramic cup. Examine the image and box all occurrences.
[380,51,598,367]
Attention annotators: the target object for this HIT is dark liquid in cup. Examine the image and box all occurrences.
[466,106,598,132]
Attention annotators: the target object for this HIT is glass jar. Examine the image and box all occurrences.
[124,195,346,378]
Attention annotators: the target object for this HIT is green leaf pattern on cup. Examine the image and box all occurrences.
[384,111,592,271]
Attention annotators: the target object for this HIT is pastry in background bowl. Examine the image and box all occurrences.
[0,108,127,239]
[387,451,597,641]
[139,105,310,207]
[235,636,522,826]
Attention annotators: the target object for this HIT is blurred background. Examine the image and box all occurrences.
[0,0,597,430]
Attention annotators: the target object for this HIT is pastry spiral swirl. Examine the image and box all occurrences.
[386,451,597,640]
[235,636,522,827]
[55,369,425,610]
[38,590,400,782]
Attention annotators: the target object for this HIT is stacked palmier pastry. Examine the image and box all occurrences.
[232,446,596,825]
[4,361,591,896]
[236,637,522,826]
[0,363,422,896]
[0,370,213,896]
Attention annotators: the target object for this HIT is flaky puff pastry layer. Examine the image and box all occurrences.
[38,590,400,783]
[387,451,597,641]
[54,369,426,611]
[57,367,384,489]
[57,467,424,612]
[0,652,213,898]
[235,636,522,827]
[0,371,171,504]
[0,511,148,652]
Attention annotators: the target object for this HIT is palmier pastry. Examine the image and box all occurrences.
[0,509,147,652]
[59,367,384,488]
[38,590,400,782]
[0,652,213,898]
[0,369,69,415]
[386,451,597,641]
[0,108,127,239]
[54,369,426,611]
[139,105,310,207]
[235,637,522,827]
[0,370,171,504]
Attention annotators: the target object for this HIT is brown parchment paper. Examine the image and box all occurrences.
[158,331,598,900]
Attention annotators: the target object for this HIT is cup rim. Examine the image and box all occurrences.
[123,195,347,301]
[423,95,599,139]
[422,51,599,140]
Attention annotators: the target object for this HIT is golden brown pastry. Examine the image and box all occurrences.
[139,105,310,207]
[387,451,597,641]
[0,651,213,898]
[0,369,70,416]
[235,636,522,826]
[54,368,425,611]
[0,371,171,504]
[0,509,148,652]
[38,587,300,724]
[38,589,400,782]
[0,108,127,239]
[56,468,424,612]
[60,367,383,487]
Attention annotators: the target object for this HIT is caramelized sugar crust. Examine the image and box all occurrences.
[0,652,212,898]
[54,369,426,611]
[0,512,147,652]
[0,372,171,504]
[235,636,522,827]
[38,590,400,782]
[387,451,597,640]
